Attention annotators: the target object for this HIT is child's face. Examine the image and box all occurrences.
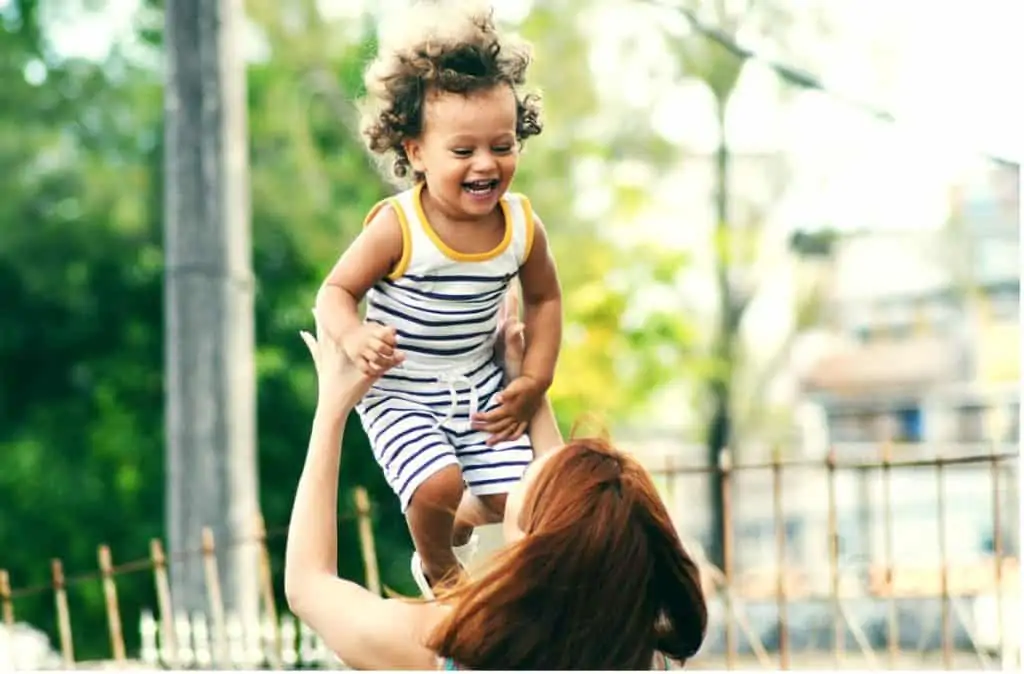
[406,84,519,219]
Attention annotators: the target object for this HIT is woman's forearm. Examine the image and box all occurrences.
[528,394,563,457]
[284,405,348,600]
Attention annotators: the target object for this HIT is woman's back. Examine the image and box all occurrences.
[425,438,708,670]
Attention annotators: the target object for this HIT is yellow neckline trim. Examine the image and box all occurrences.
[412,182,512,262]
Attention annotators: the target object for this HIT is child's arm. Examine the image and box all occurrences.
[315,205,405,374]
[519,215,562,391]
[473,216,562,444]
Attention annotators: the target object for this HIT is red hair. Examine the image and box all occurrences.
[427,438,708,669]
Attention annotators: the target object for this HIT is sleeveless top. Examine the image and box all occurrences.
[362,182,535,377]
[360,183,536,426]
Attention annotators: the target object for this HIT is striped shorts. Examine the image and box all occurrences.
[355,358,534,513]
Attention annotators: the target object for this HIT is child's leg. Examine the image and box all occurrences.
[451,428,534,543]
[358,396,467,591]
[405,464,466,589]
[453,490,506,546]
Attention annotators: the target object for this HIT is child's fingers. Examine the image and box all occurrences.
[362,348,403,375]
[362,344,389,367]
[507,421,528,442]
[476,415,516,436]
[369,337,395,359]
[370,323,398,347]
[485,418,521,446]
[471,406,510,425]
[358,355,379,375]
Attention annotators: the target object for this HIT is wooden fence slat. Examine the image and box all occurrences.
[254,513,283,669]
[354,487,381,596]
[51,558,75,669]
[149,538,177,666]
[97,544,126,662]
[201,527,227,667]
[0,569,14,627]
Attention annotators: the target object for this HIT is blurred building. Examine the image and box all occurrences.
[786,160,1021,578]
[625,161,1019,594]
[800,160,1020,446]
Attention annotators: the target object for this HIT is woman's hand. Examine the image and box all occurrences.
[300,309,403,413]
[494,286,526,381]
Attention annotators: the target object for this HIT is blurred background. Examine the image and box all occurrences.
[0,0,1019,669]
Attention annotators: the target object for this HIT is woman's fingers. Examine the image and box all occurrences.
[299,330,318,362]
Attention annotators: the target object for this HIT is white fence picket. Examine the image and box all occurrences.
[137,608,341,669]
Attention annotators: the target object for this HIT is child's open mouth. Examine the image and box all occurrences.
[462,179,499,196]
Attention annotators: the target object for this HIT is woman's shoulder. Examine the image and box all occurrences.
[358,599,448,670]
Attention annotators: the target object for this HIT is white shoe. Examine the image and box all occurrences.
[410,551,435,600]
[412,536,477,600]
[453,533,480,571]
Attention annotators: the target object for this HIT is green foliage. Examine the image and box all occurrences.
[0,0,703,662]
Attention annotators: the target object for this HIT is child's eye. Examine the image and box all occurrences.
[493,145,513,154]
[451,148,473,157]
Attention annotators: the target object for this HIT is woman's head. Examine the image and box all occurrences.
[359,0,542,218]
[429,438,708,670]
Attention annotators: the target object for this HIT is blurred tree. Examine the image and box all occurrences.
[0,0,703,660]
[645,0,834,566]
[513,0,701,425]
[163,0,261,619]
[0,0,401,659]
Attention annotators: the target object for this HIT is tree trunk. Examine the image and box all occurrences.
[164,0,260,622]
[704,99,733,570]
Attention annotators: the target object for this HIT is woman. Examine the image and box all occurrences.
[285,297,708,670]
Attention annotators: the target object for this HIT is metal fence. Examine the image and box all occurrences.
[0,488,379,671]
[1,448,1019,670]
[645,441,1020,670]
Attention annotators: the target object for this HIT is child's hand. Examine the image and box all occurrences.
[299,310,401,412]
[471,375,545,446]
[342,323,403,376]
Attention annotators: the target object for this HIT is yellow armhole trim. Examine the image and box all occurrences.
[521,195,536,264]
[363,198,412,280]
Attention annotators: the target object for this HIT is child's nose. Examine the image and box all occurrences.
[471,152,499,172]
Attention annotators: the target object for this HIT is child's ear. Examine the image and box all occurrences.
[403,139,426,173]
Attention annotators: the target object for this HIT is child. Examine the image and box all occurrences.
[315,0,562,598]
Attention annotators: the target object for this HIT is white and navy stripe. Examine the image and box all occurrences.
[355,183,536,511]
[359,365,534,511]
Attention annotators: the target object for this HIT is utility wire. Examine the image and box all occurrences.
[642,0,1019,168]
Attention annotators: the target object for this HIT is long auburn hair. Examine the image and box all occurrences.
[426,438,708,670]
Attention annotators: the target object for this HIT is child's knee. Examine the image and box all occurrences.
[477,492,507,518]
[408,464,464,516]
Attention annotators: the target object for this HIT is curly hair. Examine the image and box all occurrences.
[359,0,543,184]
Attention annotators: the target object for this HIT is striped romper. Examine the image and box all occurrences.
[355,182,536,513]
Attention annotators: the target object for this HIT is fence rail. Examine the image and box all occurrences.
[0,486,380,671]
[648,441,1020,670]
[1,448,1020,670]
